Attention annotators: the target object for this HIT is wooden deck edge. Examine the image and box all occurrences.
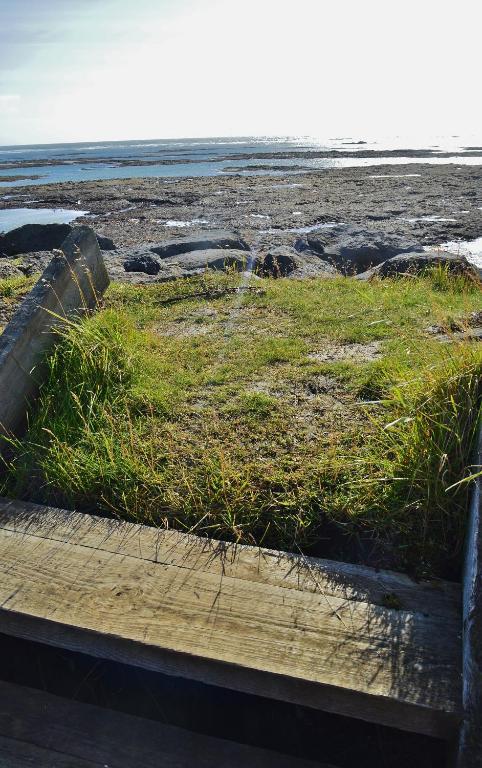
[457,416,482,767]
[0,497,462,618]
[0,499,462,741]
[0,679,332,768]
[0,605,459,740]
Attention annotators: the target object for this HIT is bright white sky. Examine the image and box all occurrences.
[0,0,481,146]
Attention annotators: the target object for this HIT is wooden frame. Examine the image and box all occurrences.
[0,497,462,740]
[457,418,482,767]
[0,679,331,767]
[0,230,480,764]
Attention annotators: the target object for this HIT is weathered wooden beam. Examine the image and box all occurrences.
[0,226,109,438]
[0,498,461,739]
[0,680,330,768]
[457,418,482,767]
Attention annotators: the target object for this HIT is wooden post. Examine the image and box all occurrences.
[0,226,109,439]
[457,416,482,767]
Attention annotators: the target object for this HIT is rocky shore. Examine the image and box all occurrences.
[1,163,481,283]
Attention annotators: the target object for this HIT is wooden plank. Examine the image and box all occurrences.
[0,226,109,439]
[457,419,482,767]
[0,498,460,618]
[0,680,331,768]
[0,499,462,739]
[0,736,100,768]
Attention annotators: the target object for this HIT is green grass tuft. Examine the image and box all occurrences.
[0,274,35,300]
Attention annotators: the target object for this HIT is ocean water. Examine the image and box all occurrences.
[0,207,88,233]
[433,237,482,270]
[0,134,481,188]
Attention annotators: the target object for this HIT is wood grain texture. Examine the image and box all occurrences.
[0,498,462,739]
[0,680,331,768]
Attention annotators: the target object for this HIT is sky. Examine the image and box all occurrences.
[0,0,481,146]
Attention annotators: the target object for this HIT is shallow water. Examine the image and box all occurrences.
[1,135,481,187]
[163,218,210,228]
[288,221,341,234]
[369,173,422,179]
[261,221,340,235]
[0,207,88,233]
[404,216,458,223]
[432,236,482,269]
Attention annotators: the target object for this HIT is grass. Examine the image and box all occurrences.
[0,274,36,333]
[2,268,481,577]
[0,274,35,301]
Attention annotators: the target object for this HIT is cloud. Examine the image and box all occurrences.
[0,0,481,144]
[0,94,21,113]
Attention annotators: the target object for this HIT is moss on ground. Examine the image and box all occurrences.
[2,269,481,577]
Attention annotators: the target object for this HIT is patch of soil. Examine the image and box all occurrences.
[426,309,482,335]
[155,319,212,337]
[248,371,363,437]
[308,341,382,363]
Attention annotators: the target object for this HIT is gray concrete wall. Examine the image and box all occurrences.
[0,226,109,439]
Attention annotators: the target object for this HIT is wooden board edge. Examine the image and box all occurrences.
[0,496,462,618]
[457,416,482,767]
[0,608,460,741]
[0,679,334,768]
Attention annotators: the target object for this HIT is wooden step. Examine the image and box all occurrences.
[0,679,330,768]
[0,498,462,739]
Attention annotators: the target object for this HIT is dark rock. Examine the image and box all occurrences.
[121,247,251,281]
[149,230,250,259]
[0,259,24,279]
[17,251,55,276]
[294,238,310,253]
[168,248,250,273]
[356,251,480,280]
[96,234,116,251]
[289,255,339,280]
[306,225,423,274]
[124,254,161,275]
[258,247,297,277]
[0,224,116,259]
[257,246,339,279]
[0,223,73,257]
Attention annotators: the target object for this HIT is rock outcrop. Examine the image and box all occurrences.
[0,224,73,257]
[96,235,116,251]
[149,230,249,259]
[0,260,24,279]
[0,224,117,258]
[356,251,480,280]
[303,225,423,274]
[115,231,252,279]
[121,248,250,279]
[124,253,161,275]
[257,246,338,279]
